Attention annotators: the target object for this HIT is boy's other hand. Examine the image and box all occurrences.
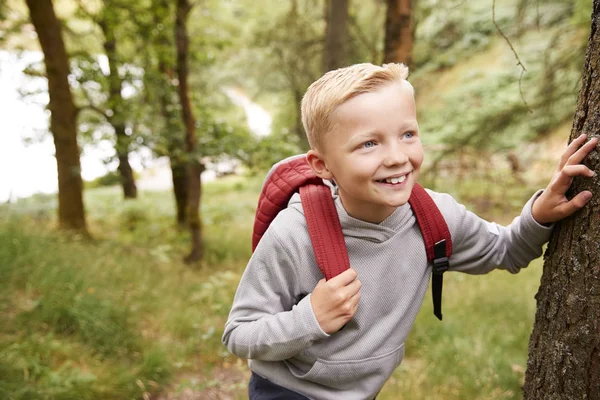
[532,134,598,225]
[311,268,361,334]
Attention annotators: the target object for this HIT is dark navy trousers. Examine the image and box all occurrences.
[248,372,310,399]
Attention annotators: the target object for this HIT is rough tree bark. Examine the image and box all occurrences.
[523,1,600,398]
[25,0,88,232]
[175,0,204,262]
[383,0,415,66]
[323,0,349,73]
[99,0,137,199]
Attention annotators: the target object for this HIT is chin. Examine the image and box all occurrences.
[383,196,410,208]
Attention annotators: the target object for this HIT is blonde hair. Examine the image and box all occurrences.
[301,63,411,151]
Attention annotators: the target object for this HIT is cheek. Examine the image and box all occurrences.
[410,146,424,169]
[413,154,424,169]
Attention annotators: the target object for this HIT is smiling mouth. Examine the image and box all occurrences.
[376,173,409,185]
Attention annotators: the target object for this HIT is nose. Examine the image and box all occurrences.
[382,143,409,167]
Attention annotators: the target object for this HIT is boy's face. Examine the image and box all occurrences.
[308,81,423,223]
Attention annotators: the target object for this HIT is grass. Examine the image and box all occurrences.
[0,176,260,399]
[0,169,549,399]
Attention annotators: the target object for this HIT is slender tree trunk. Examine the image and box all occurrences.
[383,0,415,66]
[293,88,310,151]
[170,161,188,225]
[25,0,88,233]
[100,2,137,199]
[158,63,188,225]
[523,2,600,398]
[151,0,188,225]
[158,60,188,226]
[176,0,203,262]
[323,0,349,73]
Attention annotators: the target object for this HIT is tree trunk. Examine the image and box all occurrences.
[25,0,88,233]
[151,0,188,225]
[383,0,415,66]
[159,62,188,226]
[293,88,310,151]
[323,0,349,73]
[176,0,203,262]
[523,2,600,398]
[100,2,137,199]
[170,162,188,225]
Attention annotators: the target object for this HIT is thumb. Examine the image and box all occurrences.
[560,191,592,218]
[575,190,593,207]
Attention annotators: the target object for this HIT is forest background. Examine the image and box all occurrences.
[0,0,595,398]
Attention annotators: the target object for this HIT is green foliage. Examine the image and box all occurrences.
[240,133,302,173]
[412,0,588,178]
[572,0,594,27]
[0,220,172,399]
[0,176,262,398]
[86,170,122,188]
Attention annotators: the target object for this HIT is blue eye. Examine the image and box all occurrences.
[363,141,375,148]
[403,132,414,139]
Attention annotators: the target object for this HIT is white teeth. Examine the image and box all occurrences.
[384,175,406,184]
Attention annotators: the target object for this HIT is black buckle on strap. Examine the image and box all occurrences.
[433,257,449,274]
[432,239,449,274]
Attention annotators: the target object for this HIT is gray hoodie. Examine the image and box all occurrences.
[222,189,552,400]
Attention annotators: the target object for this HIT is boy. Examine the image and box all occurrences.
[222,63,598,400]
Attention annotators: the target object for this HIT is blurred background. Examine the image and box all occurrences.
[0,0,594,398]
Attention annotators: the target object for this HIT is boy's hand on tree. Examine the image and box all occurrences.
[532,134,598,225]
[311,268,361,334]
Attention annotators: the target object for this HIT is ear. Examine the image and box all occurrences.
[306,149,334,180]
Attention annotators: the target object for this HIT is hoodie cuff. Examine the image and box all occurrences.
[521,190,554,243]
[295,293,330,340]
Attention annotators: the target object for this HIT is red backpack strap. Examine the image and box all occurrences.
[252,155,321,251]
[252,155,349,281]
[300,184,350,280]
[408,184,453,320]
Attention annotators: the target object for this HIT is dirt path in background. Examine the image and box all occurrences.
[155,364,250,400]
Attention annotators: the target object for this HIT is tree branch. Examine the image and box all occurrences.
[492,0,532,113]
[77,83,108,119]
[77,103,109,119]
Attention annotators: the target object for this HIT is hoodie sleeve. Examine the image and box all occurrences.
[222,222,329,361]
[434,190,554,275]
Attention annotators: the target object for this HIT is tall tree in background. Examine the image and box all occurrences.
[25,0,88,233]
[175,0,204,262]
[156,0,188,225]
[323,0,349,72]
[383,0,415,66]
[523,1,600,397]
[141,0,188,224]
[99,0,138,199]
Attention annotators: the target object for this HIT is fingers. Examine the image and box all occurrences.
[551,165,596,192]
[347,290,361,313]
[328,268,358,288]
[340,277,362,299]
[555,191,593,219]
[561,135,599,168]
[559,134,588,169]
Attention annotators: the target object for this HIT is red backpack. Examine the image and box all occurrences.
[252,155,452,320]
